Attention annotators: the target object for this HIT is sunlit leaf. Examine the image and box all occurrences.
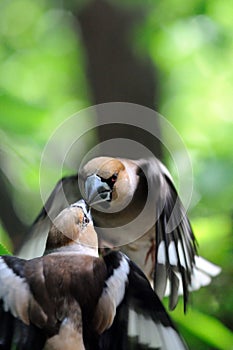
[0,242,11,255]
[0,1,232,349]
[0,225,13,253]
[174,307,233,350]
[0,93,46,134]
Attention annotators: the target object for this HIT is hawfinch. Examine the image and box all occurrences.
[0,200,188,350]
[18,157,221,311]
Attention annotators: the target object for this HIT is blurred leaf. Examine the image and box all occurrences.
[0,242,11,255]
[0,92,47,134]
[0,1,232,349]
[0,225,13,253]
[174,307,233,350]
[192,215,231,249]
[195,159,233,213]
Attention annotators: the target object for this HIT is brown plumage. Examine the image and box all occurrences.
[0,200,189,350]
[81,157,221,310]
[18,156,221,311]
[0,203,109,349]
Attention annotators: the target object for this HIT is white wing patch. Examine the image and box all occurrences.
[157,241,166,265]
[189,256,221,291]
[128,308,186,350]
[128,308,162,348]
[176,240,187,268]
[0,257,31,325]
[194,256,221,277]
[168,241,178,266]
[158,240,187,268]
[164,255,221,296]
[94,255,130,333]
[104,255,130,308]
[156,323,187,350]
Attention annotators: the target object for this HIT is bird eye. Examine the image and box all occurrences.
[101,173,118,190]
[111,173,118,182]
[83,215,89,225]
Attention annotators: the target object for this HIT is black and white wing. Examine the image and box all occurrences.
[136,158,221,311]
[154,170,197,311]
[0,255,47,350]
[18,174,80,259]
[98,251,188,350]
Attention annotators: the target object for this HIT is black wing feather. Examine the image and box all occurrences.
[0,261,46,350]
[17,174,80,258]
[154,174,197,311]
[11,319,46,350]
[99,252,188,350]
[0,303,14,349]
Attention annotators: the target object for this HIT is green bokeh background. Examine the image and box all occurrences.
[0,1,232,349]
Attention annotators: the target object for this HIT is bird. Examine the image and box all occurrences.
[18,156,221,311]
[0,200,188,350]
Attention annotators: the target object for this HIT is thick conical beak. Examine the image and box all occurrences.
[71,199,92,222]
[85,174,111,205]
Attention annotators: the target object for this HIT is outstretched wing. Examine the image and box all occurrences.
[154,172,197,311]
[0,256,46,350]
[17,175,80,259]
[136,158,220,312]
[99,251,188,350]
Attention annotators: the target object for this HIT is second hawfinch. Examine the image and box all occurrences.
[18,157,221,311]
[0,200,188,350]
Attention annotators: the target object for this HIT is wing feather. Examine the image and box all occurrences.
[0,256,47,349]
[156,173,197,311]
[136,158,197,311]
[99,252,188,350]
[18,175,80,259]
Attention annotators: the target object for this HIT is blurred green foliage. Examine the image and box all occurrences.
[0,242,11,255]
[0,0,232,349]
[0,0,91,229]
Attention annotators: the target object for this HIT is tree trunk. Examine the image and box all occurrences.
[77,0,163,159]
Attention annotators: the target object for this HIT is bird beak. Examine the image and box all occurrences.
[71,199,92,222]
[85,174,111,205]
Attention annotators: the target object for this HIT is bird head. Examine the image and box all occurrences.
[45,199,98,254]
[79,157,138,213]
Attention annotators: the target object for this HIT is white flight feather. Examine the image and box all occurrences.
[168,241,178,266]
[0,257,31,324]
[157,241,166,264]
[104,255,130,308]
[164,256,221,296]
[194,256,221,276]
[177,240,187,268]
[128,308,162,348]
[157,323,187,350]
[128,308,187,349]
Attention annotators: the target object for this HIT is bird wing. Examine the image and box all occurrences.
[99,251,188,350]
[18,175,80,259]
[0,255,47,349]
[135,158,197,311]
[17,157,220,313]
[140,158,219,309]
